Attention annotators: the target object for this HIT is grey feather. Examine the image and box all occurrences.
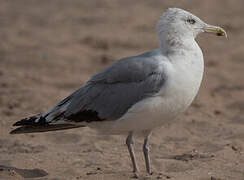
[11,49,167,126]
[61,49,167,122]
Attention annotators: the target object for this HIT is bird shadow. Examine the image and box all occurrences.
[0,165,48,178]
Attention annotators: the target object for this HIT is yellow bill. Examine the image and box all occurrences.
[204,25,227,38]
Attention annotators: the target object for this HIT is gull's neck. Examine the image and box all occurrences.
[158,34,198,55]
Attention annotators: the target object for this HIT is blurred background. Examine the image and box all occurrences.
[0,0,244,179]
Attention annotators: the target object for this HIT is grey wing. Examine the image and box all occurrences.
[45,54,167,123]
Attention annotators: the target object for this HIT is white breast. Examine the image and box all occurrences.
[161,46,204,114]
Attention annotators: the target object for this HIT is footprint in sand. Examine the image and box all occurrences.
[0,165,48,179]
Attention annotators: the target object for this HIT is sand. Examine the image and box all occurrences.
[1,0,244,179]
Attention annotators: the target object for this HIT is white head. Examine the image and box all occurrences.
[157,8,226,49]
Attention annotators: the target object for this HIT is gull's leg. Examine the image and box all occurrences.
[143,131,152,174]
[126,131,139,173]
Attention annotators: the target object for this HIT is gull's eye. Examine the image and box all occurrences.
[187,19,196,24]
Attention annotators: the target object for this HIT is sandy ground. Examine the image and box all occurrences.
[1,0,244,179]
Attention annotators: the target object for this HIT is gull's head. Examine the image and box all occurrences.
[157,8,227,40]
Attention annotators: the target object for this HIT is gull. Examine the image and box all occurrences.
[10,8,226,175]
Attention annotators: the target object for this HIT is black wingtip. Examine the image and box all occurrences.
[12,115,45,126]
[9,128,21,134]
[10,126,38,134]
[12,120,26,126]
[10,124,85,134]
